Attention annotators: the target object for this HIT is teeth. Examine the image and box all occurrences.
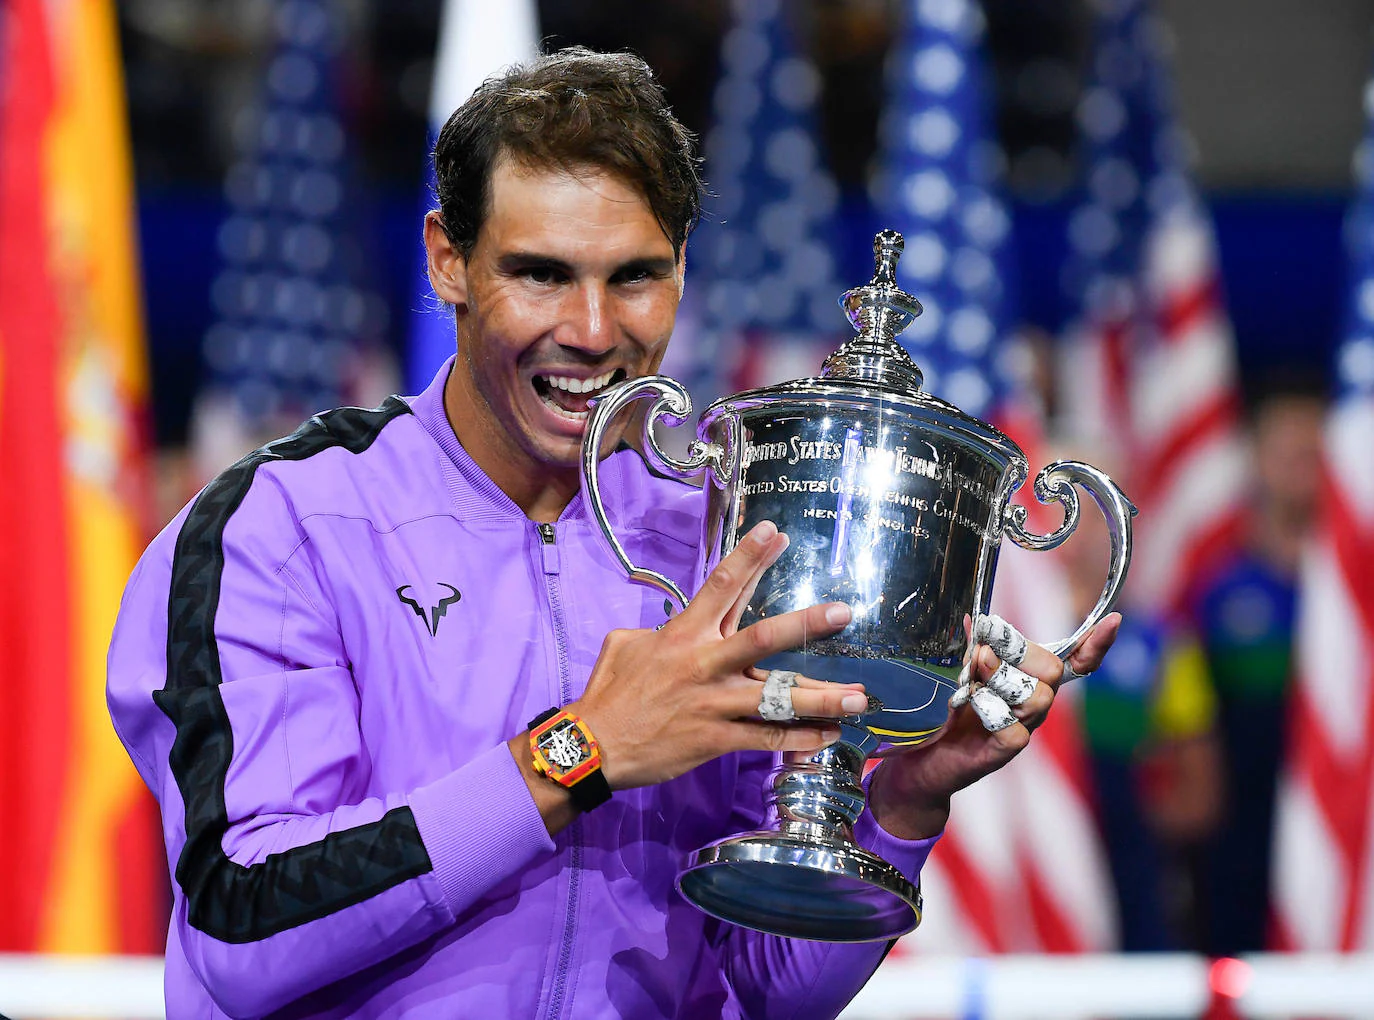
[543,371,616,394]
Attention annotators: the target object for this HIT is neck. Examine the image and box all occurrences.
[1248,502,1308,578]
[442,362,579,524]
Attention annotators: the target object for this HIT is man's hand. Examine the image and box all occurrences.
[571,520,869,790]
[867,612,1122,840]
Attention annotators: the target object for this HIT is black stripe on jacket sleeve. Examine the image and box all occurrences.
[153,398,435,944]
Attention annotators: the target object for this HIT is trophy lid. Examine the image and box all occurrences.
[701,229,1023,466]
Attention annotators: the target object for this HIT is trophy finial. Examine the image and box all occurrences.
[873,230,904,287]
[821,229,925,391]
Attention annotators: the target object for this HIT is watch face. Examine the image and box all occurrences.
[538,720,591,772]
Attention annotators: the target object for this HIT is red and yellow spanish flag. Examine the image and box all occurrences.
[0,0,165,953]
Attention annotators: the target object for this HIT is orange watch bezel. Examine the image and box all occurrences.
[529,710,603,787]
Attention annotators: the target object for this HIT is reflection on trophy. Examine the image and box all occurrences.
[581,230,1136,943]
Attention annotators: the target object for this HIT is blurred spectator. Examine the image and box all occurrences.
[1188,378,1328,956]
[1059,457,1223,951]
[1080,618,1220,951]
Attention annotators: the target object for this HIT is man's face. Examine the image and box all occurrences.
[1254,394,1326,520]
[428,159,683,489]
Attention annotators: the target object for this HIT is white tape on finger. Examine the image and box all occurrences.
[971,687,1017,732]
[985,663,1037,706]
[759,669,799,722]
[973,613,1028,667]
[949,683,971,710]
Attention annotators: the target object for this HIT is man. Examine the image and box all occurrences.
[1190,379,1325,955]
[109,48,1117,1018]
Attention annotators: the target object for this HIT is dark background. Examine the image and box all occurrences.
[120,0,1370,446]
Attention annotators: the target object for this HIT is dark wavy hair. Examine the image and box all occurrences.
[432,47,703,258]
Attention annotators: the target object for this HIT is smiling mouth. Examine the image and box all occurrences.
[532,369,627,422]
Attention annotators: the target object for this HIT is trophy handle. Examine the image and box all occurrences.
[1002,460,1138,659]
[580,374,727,612]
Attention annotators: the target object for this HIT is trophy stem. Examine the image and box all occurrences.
[676,738,923,942]
[769,740,867,839]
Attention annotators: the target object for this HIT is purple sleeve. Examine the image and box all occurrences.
[717,759,939,1020]
[106,473,554,1018]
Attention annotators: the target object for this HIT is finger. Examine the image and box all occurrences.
[1010,634,1073,690]
[968,642,1001,682]
[721,532,790,637]
[781,685,874,720]
[731,672,870,720]
[984,662,1037,706]
[1012,681,1055,731]
[713,600,852,673]
[949,646,996,711]
[744,666,864,693]
[792,673,864,692]
[968,616,1075,691]
[726,719,842,755]
[682,520,785,627]
[1065,612,1122,677]
[973,614,1029,668]
[971,687,1018,732]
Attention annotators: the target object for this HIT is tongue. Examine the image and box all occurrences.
[548,387,592,414]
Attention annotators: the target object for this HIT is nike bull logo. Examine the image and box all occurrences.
[396,583,461,637]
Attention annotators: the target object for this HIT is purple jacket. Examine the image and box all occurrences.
[107,361,937,1019]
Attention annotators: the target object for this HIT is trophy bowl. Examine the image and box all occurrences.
[580,230,1135,942]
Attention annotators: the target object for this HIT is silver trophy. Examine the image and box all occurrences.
[580,230,1135,943]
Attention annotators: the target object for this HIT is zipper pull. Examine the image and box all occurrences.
[537,522,560,574]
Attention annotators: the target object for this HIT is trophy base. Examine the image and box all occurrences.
[677,829,922,942]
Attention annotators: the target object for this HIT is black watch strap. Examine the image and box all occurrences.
[528,707,559,729]
[567,766,612,812]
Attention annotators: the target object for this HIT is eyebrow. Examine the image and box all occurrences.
[498,252,677,277]
[500,252,573,273]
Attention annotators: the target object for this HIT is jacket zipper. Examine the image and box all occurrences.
[538,522,580,1020]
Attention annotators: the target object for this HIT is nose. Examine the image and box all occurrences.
[558,283,615,356]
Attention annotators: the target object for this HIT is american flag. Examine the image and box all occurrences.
[668,0,848,407]
[192,0,393,478]
[1271,72,1374,952]
[1062,0,1248,615]
[874,0,1018,424]
[406,0,538,392]
[874,0,1114,954]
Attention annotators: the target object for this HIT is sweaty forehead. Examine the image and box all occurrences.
[480,158,674,257]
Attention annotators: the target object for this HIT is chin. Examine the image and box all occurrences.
[531,436,589,472]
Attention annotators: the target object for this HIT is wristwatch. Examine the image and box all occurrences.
[527,708,612,812]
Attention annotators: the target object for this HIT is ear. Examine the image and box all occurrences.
[675,241,687,298]
[424,211,469,310]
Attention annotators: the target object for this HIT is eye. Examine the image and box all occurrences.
[517,263,568,285]
[612,265,664,286]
